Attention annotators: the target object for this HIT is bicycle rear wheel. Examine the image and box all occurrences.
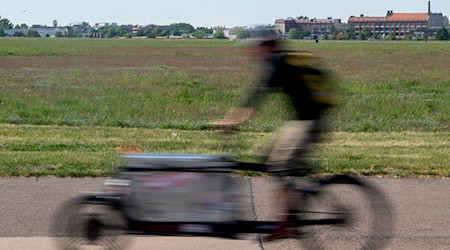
[298,175,393,250]
[51,195,129,250]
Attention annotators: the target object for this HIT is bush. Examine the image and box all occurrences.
[193,31,205,39]
[13,31,25,37]
[386,32,396,40]
[213,30,226,39]
[288,28,301,39]
[435,27,449,41]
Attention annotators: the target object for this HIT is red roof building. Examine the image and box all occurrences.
[348,2,449,38]
[348,12,431,38]
[274,1,448,39]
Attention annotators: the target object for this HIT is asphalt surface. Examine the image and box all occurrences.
[1,177,449,249]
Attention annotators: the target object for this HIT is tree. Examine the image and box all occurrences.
[170,23,195,34]
[0,17,13,30]
[360,28,371,40]
[55,31,64,37]
[97,25,127,38]
[160,30,170,37]
[435,27,449,41]
[107,28,117,38]
[288,28,301,39]
[344,26,356,40]
[27,29,40,37]
[172,29,181,36]
[66,27,75,37]
[53,20,58,27]
[20,23,28,28]
[196,27,213,34]
[147,27,164,38]
[249,27,276,38]
[213,29,226,39]
[329,25,337,39]
[236,28,250,39]
[387,32,396,40]
[0,17,13,36]
[107,26,120,38]
[300,30,311,38]
[31,24,46,28]
[296,16,309,20]
[136,27,152,37]
[193,31,205,39]
[80,22,90,30]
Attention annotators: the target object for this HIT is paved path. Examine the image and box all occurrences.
[1,177,449,249]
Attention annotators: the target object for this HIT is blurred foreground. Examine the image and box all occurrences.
[1,177,450,249]
[0,237,259,250]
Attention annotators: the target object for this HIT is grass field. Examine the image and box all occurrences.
[0,38,449,177]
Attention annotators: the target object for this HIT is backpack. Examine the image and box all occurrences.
[283,51,337,106]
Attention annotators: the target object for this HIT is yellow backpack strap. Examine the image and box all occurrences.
[284,51,337,105]
[284,51,320,69]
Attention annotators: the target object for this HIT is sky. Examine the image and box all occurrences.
[1,0,449,28]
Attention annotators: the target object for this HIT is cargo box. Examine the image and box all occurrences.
[113,153,245,222]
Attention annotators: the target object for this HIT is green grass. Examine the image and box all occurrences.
[0,38,449,176]
[0,38,234,56]
[0,67,247,129]
[1,39,449,132]
[313,132,450,176]
[0,124,448,177]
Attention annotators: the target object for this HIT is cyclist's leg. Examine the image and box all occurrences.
[263,120,324,241]
[266,119,322,174]
[263,179,300,241]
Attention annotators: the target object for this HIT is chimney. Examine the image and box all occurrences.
[360,14,364,17]
[428,1,431,14]
[387,10,393,16]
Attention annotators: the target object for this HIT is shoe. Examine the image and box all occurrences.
[263,226,299,242]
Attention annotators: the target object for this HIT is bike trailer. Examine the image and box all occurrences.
[107,153,246,223]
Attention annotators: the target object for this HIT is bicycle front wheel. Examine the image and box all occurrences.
[298,175,393,250]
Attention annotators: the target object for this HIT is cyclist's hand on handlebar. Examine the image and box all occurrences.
[209,107,255,131]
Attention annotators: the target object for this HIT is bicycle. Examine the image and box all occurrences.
[51,149,393,249]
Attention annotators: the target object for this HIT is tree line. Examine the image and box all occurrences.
[0,16,228,39]
[2,15,448,41]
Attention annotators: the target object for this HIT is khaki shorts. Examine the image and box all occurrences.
[266,119,323,172]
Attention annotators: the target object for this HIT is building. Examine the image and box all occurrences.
[348,1,449,38]
[274,19,296,34]
[274,18,344,35]
[222,28,239,40]
[4,27,68,37]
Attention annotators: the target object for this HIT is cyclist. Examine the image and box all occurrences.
[213,37,336,240]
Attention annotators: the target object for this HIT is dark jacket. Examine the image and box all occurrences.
[240,52,334,120]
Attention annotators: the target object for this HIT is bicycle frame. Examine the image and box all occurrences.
[79,153,348,239]
[52,151,393,250]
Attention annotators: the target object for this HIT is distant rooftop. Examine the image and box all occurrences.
[349,12,430,22]
[348,16,385,22]
[387,13,429,22]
